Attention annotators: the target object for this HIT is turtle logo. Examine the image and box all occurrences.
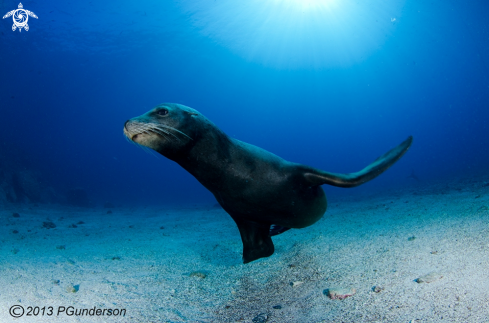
[3,3,38,32]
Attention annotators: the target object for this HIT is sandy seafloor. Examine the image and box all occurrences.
[1,177,489,323]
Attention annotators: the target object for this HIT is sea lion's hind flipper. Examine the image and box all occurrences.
[269,224,291,236]
[234,220,274,264]
[304,136,413,188]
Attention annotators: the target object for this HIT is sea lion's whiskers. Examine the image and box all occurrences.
[126,122,188,142]
[133,124,154,138]
[151,125,180,141]
[137,123,175,142]
[145,123,171,135]
[150,128,173,141]
[134,123,170,140]
[155,124,192,140]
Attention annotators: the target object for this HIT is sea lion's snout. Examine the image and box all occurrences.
[123,118,146,143]
[123,120,138,141]
[123,119,135,141]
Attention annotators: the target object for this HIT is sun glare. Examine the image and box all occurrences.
[181,0,405,69]
[273,0,338,11]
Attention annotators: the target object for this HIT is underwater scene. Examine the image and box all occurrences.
[1,0,489,322]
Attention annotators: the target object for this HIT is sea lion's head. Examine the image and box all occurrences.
[124,103,199,156]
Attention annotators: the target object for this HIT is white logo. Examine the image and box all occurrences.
[3,3,38,32]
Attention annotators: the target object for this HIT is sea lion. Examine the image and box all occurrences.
[124,103,412,263]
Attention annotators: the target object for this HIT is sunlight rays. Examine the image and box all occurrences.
[180,0,405,69]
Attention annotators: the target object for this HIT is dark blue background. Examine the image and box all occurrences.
[1,0,488,206]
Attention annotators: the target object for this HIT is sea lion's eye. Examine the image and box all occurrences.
[157,109,168,116]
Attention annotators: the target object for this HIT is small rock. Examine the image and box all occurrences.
[68,224,78,228]
[107,210,113,214]
[408,236,416,241]
[56,245,66,250]
[373,285,384,293]
[12,213,20,218]
[52,279,60,285]
[252,313,268,323]
[77,221,85,224]
[415,272,443,283]
[111,256,121,260]
[430,251,438,254]
[189,271,207,279]
[43,221,56,229]
[272,305,282,309]
[66,284,79,293]
[160,226,165,229]
[11,248,19,254]
[325,288,356,300]
[12,230,19,234]
[290,281,304,287]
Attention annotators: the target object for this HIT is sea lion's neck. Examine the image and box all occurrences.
[171,125,232,192]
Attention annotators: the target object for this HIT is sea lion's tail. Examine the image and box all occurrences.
[303,136,413,188]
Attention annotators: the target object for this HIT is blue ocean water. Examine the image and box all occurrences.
[1,0,488,205]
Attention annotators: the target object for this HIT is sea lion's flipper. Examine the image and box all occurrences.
[269,224,291,236]
[304,136,413,188]
[234,220,274,264]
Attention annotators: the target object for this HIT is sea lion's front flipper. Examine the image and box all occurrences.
[234,220,274,264]
[304,136,413,188]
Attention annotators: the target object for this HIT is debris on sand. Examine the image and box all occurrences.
[290,281,304,287]
[189,271,207,279]
[415,272,443,283]
[42,221,56,229]
[325,287,356,300]
[252,313,268,323]
[66,284,80,293]
[373,285,384,293]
